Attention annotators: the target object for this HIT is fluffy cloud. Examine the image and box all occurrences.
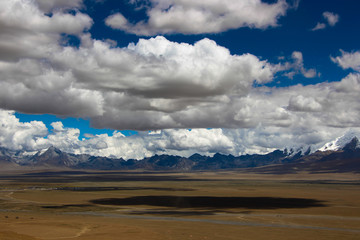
[311,11,339,31]
[284,74,360,129]
[34,0,84,12]
[0,59,104,118]
[1,24,275,129]
[311,22,326,31]
[290,51,317,78]
[0,110,237,158]
[323,11,339,26]
[0,110,48,151]
[288,95,323,112]
[0,0,92,61]
[275,51,318,79]
[0,0,98,117]
[331,50,360,72]
[1,57,359,159]
[72,36,273,99]
[147,129,235,153]
[74,36,274,130]
[1,109,358,159]
[0,0,320,131]
[106,0,290,35]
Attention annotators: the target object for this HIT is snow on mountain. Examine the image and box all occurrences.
[319,130,360,152]
[283,144,312,157]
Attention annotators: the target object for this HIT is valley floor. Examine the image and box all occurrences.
[0,170,359,240]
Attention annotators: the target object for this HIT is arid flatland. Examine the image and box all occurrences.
[0,170,359,240]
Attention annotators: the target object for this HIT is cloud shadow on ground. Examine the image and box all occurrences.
[90,196,326,209]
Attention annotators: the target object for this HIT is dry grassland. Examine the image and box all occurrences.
[0,170,359,240]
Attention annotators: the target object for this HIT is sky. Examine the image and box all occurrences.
[1,0,360,159]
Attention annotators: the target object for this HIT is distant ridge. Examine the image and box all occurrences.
[254,137,360,174]
[0,137,359,173]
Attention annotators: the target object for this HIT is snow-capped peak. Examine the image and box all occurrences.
[319,130,360,152]
[284,145,312,157]
[39,148,49,155]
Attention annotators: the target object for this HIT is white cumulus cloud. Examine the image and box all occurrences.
[331,50,360,72]
[0,110,48,151]
[106,0,290,35]
[275,51,318,79]
[34,0,84,12]
[0,29,275,129]
[1,109,359,159]
[0,0,92,61]
[311,22,326,31]
[323,11,339,26]
[311,11,339,31]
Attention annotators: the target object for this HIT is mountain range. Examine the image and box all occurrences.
[0,135,359,173]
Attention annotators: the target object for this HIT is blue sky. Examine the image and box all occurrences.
[1,0,360,159]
